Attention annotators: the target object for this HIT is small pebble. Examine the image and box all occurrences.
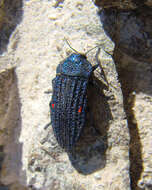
[67,167,74,174]
[94,173,101,180]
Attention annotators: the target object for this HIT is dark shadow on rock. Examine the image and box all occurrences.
[114,57,144,190]
[98,6,152,63]
[0,186,9,190]
[0,146,4,172]
[68,75,112,175]
[12,69,27,187]
[96,7,152,189]
[0,146,9,189]
[0,68,27,188]
[0,0,23,54]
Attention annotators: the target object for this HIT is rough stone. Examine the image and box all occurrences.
[98,7,152,62]
[0,0,23,55]
[114,51,152,190]
[132,62,152,190]
[0,67,27,189]
[96,5,152,190]
[0,0,131,189]
[94,0,152,9]
[4,0,152,189]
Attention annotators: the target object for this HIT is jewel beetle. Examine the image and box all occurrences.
[49,41,99,151]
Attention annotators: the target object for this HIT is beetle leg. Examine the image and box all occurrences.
[44,122,52,130]
[44,90,53,94]
[44,78,56,94]
[92,63,99,71]
[93,48,109,87]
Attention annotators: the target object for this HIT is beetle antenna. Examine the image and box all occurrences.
[85,45,99,55]
[65,38,80,54]
[65,38,102,56]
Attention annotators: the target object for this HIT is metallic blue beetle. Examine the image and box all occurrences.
[50,53,99,151]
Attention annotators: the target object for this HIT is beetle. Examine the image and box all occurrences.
[49,41,100,152]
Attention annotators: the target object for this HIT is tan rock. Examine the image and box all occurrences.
[94,0,152,9]
[0,0,131,189]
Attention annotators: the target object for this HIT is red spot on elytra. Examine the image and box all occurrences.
[52,104,55,108]
[78,106,82,113]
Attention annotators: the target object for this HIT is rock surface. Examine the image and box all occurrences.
[98,7,152,62]
[96,2,152,190]
[0,0,23,54]
[0,0,151,190]
[14,0,130,189]
[94,0,152,9]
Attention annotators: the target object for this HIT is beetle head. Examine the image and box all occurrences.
[57,53,93,78]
